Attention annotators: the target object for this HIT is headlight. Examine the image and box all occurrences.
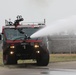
[10,46,15,48]
[10,51,14,55]
[34,44,39,48]
[36,50,40,54]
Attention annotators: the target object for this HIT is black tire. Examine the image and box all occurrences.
[3,54,17,65]
[36,50,49,66]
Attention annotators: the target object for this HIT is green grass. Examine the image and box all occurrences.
[50,54,76,63]
[0,51,3,65]
[1,51,76,65]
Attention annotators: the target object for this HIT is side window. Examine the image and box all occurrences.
[3,35,6,42]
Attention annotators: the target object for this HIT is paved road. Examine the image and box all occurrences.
[0,61,76,75]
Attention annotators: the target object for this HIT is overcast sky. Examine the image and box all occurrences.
[0,0,76,32]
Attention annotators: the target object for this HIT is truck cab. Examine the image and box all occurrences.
[0,16,49,66]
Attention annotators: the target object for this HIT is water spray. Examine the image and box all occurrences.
[30,15,76,38]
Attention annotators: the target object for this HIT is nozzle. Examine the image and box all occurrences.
[28,36,31,39]
[14,15,24,27]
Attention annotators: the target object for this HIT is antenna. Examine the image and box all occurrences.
[44,19,46,25]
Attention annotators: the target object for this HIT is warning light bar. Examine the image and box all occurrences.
[3,23,45,29]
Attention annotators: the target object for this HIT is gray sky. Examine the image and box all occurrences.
[0,0,76,32]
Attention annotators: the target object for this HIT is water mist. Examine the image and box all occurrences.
[31,15,76,38]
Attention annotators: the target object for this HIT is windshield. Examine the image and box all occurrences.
[4,27,40,40]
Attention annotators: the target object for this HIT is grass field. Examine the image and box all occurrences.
[1,51,76,65]
[0,51,3,65]
[50,54,76,63]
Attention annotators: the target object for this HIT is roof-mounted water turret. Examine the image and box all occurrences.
[5,15,24,27]
[14,15,24,27]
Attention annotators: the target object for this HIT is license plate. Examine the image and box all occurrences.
[21,42,27,45]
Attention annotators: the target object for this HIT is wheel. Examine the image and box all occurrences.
[3,54,17,65]
[36,50,49,66]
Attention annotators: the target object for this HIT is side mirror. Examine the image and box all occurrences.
[0,34,2,40]
[0,34,1,40]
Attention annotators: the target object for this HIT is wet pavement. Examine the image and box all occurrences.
[0,61,76,75]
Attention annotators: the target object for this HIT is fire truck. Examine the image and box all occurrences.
[0,15,49,66]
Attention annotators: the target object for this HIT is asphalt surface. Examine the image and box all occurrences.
[0,61,76,75]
